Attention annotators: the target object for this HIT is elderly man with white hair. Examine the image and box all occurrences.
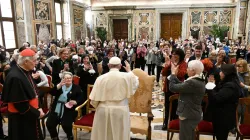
[169,60,206,140]
[90,57,139,140]
[2,48,44,140]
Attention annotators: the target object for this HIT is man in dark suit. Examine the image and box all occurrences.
[102,49,114,75]
[188,45,204,62]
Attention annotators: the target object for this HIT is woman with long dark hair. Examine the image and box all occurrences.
[207,64,241,140]
[161,48,187,130]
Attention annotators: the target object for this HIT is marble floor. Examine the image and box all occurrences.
[2,83,242,140]
[2,68,247,140]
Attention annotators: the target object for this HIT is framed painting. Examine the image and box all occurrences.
[35,22,51,44]
[73,6,83,26]
[33,0,51,20]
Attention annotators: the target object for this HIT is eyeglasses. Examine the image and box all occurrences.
[64,77,72,80]
[237,65,243,67]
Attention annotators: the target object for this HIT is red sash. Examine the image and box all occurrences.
[8,98,39,113]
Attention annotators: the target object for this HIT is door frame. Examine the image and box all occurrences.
[156,8,188,40]
[108,14,133,41]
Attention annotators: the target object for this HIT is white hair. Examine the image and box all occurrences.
[30,45,37,49]
[23,42,28,46]
[37,43,43,47]
[17,54,38,65]
[61,72,73,79]
[188,60,204,75]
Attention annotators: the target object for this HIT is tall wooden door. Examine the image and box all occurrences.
[161,14,182,40]
[113,19,128,40]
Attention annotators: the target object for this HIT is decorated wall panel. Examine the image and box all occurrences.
[35,23,51,44]
[33,0,51,21]
[15,0,26,47]
[238,1,247,35]
[72,4,85,40]
[92,9,155,42]
[133,10,156,42]
[32,0,54,44]
[188,8,234,39]
[16,22,26,47]
[15,0,24,20]
[96,13,107,27]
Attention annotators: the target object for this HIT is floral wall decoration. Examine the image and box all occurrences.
[33,0,51,20]
[191,11,201,24]
[139,13,149,25]
[35,23,51,44]
[189,8,233,39]
[73,6,84,26]
[204,11,217,24]
[219,10,232,24]
[139,27,149,40]
[96,13,107,27]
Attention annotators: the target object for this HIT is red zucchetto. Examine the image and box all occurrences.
[20,48,36,57]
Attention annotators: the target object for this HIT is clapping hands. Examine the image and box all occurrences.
[171,63,179,75]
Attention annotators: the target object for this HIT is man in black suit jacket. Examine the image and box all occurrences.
[102,49,114,75]
[188,45,204,62]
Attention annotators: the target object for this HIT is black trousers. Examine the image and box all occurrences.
[156,66,162,82]
[0,114,4,137]
[135,58,146,71]
[46,112,74,138]
[213,124,230,140]
[148,64,155,75]
[131,61,135,70]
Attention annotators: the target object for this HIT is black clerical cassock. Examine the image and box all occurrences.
[2,49,43,140]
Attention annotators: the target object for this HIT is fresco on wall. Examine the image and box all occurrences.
[203,26,212,35]
[75,26,82,40]
[35,23,51,44]
[204,11,217,24]
[239,8,246,34]
[189,8,233,39]
[219,10,232,24]
[191,11,201,24]
[73,6,83,25]
[96,13,107,27]
[139,13,149,25]
[33,0,50,20]
[139,27,149,40]
[17,22,26,47]
[16,0,24,20]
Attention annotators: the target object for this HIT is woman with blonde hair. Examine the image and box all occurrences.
[48,44,57,57]
[236,59,250,98]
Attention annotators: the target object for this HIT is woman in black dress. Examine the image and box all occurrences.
[207,64,241,140]
[46,72,83,140]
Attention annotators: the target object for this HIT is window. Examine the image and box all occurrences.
[55,1,63,40]
[0,0,17,49]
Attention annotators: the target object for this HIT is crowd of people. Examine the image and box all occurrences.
[0,35,248,140]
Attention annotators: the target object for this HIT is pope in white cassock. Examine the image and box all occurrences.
[89,56,139,140]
